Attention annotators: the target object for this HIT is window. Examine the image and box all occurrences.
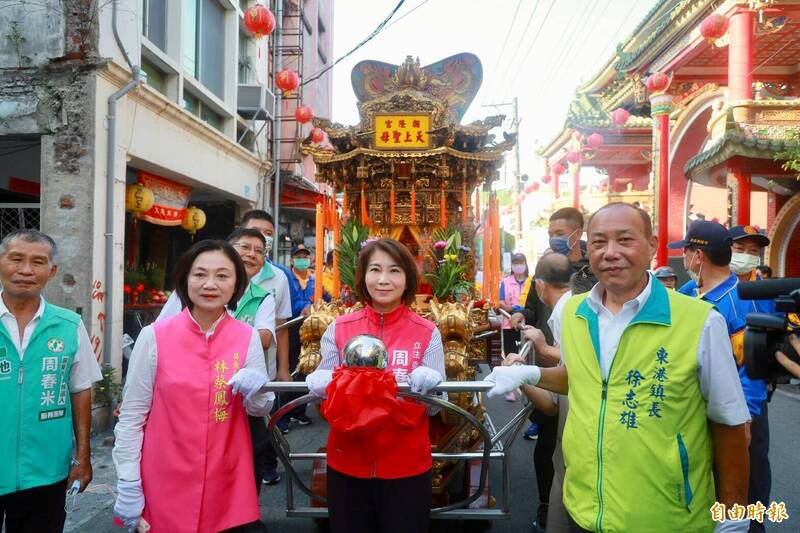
[182,0,226,99]
[141,57,167,95]
[182,90,200,114]
[238,33,255,85]
[142,0,167,51]
[183,89,225,133]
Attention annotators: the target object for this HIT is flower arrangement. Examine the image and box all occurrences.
[335,219,371,301]
[124,262,168,305]
[425,227,472,300]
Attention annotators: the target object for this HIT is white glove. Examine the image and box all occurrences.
[409,366,443,395]
[227,368,268,400]
[306,369,333,398]
[484,365,541,398]
[114,479,144,531]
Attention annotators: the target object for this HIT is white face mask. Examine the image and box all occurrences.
[730,252,760,275]
[687,250,703,285]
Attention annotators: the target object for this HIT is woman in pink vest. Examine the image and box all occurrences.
[499,252,530,355]
[305,238,446,533]
[112,240,274,533]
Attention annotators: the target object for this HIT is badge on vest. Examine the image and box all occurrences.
[39,408,66,421]
[0,358,11,378]
[47,338,65,353]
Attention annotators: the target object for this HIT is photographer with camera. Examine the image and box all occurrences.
[776,335,800,378]
[672,220,772,533]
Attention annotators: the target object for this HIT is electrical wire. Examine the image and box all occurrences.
[488,0,540,100]
[301,0,407,86]
[499,0,558,97]
[482,0,524,98]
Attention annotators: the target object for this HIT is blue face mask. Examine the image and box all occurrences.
[549,229,579,255]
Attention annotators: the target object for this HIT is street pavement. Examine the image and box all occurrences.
[65,371,799,532]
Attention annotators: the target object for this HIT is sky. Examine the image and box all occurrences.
[329,0,659,186]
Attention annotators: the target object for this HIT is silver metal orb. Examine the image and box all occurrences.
[342,334,388,369]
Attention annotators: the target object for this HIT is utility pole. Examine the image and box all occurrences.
[482,98,522,245]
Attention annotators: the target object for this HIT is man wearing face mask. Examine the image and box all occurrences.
[671,221,770,533]
[728,225,774,533]
[507,207,595,531]
[279,244,318,428]
[499,253,531,362]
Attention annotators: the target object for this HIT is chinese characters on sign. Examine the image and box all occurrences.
[710,501,788,524]
[374,115,431,149]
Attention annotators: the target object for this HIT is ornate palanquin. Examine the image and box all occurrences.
[298,54,513,504]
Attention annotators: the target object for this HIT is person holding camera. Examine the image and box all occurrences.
[776,334,800,378]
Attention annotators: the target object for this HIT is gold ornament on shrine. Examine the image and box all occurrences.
[125,183,155,217]
[357,165,369,179]
[181,205,206,236]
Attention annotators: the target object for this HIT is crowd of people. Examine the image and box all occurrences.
[0,202,794,533]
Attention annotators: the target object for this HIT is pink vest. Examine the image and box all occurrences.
[328,305,435,479]
[141,309,259,533]
[501,275,525,329]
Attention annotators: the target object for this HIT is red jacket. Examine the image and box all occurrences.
[326,304,436,479]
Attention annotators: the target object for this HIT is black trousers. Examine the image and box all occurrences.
[0,478,67,533]
[327,467,432,533]
[567,513,593,533]
[748,400,771,533]
[280,324,306,420]
[533,409,558,507]
[248,415,270,495]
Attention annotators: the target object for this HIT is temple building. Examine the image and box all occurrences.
[540,0,800,275]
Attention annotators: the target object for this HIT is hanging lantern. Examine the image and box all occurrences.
[531,182,540,192]
[310,127,325,144]
[125,183,155,216]
[295,105,314,124]
[551,163,566,176]
[541,174,552,184]
[610,108,630,127]
[181,206,206,236]
[276,68,300,96]
[587,133,604,150]
[700,14,729,44]
[646,71,671,94]
[524,183,534,194]
[566,151,581,164]
[243,4,276,38]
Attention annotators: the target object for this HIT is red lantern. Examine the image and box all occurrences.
[276,68,300,95]
[700,14,729,43]
[310,127,325,144]
[587,133,604,150]
[646,71,671,93]
[525,183,534,194]
[566,151,581,164]
[531,182,540,192]
[541,174,552,184]
[515,196,523,206]
[610,108,630,127]
[552,163,566,176]
[295,105,313,124]
[243,4,276,38]
[123,284,132,295]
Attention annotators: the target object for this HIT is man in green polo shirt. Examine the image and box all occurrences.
[0,229,102,532]
[486,203,751,532]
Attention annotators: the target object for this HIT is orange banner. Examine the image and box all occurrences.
[138,171,191,226]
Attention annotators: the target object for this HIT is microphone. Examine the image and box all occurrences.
[737,278,800,300]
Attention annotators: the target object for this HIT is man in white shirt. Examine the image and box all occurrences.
[486,203,751,532]
[0,230,102,533]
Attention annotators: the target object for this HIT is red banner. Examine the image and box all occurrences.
[138,171,191,226]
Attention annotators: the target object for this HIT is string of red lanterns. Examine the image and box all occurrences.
[276,68,300,96]
[295,105,314,124]
[243,4,276,38]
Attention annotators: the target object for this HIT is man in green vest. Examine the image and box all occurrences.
[486,203,751,532]
[0,229,102,532]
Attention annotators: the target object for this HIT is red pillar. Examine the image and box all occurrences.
[733,164,751,225]
[650,93,673,266]
[553,172,560,198]
[728,8,754,102]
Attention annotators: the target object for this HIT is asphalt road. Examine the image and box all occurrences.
[63,374,799,532]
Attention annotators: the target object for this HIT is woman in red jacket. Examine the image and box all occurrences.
[306,238,446,533]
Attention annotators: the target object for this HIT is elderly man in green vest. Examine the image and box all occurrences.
[486,203,751,532]
[0,229,102,532]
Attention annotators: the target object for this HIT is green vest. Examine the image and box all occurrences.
[234,282,269,326]
[0,302,81,496]
[561,279,715,532]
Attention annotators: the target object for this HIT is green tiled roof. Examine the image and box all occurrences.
[614,0,684,71]
[684,132,791,176]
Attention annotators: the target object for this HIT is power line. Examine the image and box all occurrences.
[488,0,541,100]
[483,0,524,98]
[501,0,558,96]
[301,0,407,86]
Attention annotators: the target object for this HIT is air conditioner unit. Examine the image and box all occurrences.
[237,82,275,121]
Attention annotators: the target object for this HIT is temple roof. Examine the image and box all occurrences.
[684,132,792,178]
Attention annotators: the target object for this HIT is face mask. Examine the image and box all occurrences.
[263,235,274,252]
[730,252,760,275]
[549,229,579,255]
[293,258,310,271]
[534,280,545,305]
[511,264,527,275]
[687,250,703,285]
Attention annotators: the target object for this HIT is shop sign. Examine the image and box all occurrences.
[138,171,192,226]
[374,114,430,149]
